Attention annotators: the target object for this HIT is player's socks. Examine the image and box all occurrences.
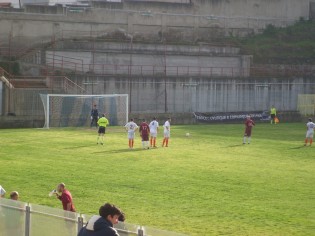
[153,138,156,147]
[129,140,131,148]
[166,139,169,147]
[142,141,145,149]
[248,137,251,144]
[305,139,308,146]
[132,140,134,148]
[162,139,165,147]
[150,138,153,147]
[310,139,313,146]
[243,136,246,144]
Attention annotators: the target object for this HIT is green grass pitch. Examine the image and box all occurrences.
[0,123,314,235]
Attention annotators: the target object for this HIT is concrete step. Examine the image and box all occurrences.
[53,40,241,57]
[10,79,48,88]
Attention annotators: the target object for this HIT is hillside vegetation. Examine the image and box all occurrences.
[236,20,315,64]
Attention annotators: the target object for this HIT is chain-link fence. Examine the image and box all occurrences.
[1,79,315,118]
[0,198,187,236]
[297,94,315,116]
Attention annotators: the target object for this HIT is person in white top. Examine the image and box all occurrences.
[0,185,6,198]
[149,117,159,148]
[162,118,171,147]
[304,118,315,146]
[124,118,139,149]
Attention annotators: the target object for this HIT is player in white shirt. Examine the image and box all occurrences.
[304,118,315,146]
[162,118,171,147]
[0,185,6,198]
[149,117,159,148]
[124,118,139,149]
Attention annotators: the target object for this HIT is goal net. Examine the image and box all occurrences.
[40,94,128,129]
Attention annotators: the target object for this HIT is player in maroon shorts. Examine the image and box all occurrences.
[139,119,150,149]
[243,115,255,144]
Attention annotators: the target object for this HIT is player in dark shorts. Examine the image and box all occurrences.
[139,119,150,149]
[270,105,277,124]
[243,115,255,144]
[97,114,109,145]
[90,105,99,128]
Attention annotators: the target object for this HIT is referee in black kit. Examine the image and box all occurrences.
[90,104,99,127]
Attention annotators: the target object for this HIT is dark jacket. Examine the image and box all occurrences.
[78,215,119,236]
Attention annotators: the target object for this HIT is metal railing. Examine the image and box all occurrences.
[42,52,315,78]
[0,67,85,94]
[0,198,187,236]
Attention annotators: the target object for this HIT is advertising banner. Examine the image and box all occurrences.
[193,111,270,123]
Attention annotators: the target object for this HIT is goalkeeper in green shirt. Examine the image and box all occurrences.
[97,114,109,145]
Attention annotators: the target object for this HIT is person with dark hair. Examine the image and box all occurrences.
[97,114,109,145]
[78,203,124,236]
[90,105,99,128]
[9,191,19,200]
[139,119,150,149]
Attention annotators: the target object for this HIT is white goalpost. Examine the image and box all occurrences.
[40,94,128,129]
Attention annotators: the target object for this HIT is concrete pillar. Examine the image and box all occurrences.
[0,82,3,115]
[127,12,133,35]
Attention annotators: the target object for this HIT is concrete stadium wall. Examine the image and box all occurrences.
[1,75,311,128]
[0,0,311,45]
[4,76,313,118]
[67,76,315,114]
[45,50,251,77]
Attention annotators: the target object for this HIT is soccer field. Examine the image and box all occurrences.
[0,123,314,235]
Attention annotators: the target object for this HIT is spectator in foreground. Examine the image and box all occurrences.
[0,185,6,198]
[54,183,76,212]
[78,203,124,236]
[10,191,19,200]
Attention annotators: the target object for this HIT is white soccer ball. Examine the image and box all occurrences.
[186,132,190,137]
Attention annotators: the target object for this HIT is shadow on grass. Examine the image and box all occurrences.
[225,144,245,148]
[63,145,97,149]
[289,145,307,149]
[92,148,145,154]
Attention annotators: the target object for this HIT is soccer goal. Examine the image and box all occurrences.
[40,94,128,129]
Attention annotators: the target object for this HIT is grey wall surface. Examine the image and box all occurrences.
[70,76,315,113]
[45,50,251,77]
[2,76,313,127]
[0,0,311,46]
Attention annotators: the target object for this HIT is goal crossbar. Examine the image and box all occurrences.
[41,94,129,129]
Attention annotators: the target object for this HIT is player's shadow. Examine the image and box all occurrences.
[225,144,245,148]
[93,148,144,154]
[289,145,306,149]
[64,145,96,149]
